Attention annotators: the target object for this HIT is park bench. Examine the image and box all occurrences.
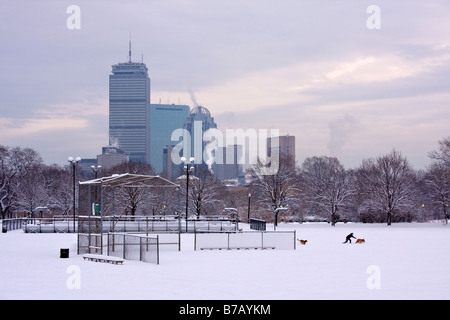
[82,253,124,265]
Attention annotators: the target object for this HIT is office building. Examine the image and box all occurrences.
[267,134,295,157]
[109,42,151,163]
[78,158,98,176]
[183,105,218,164]
[97,146,129,171]
[162,145,184,181]
[267,134,296,168]
[214,144,244,181]
[150,103,190,174]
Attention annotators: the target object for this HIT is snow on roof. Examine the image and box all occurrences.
[79,173,179,188]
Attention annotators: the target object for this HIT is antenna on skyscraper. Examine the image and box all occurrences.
[128,32,132,63]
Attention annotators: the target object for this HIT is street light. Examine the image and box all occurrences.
[181,156,195,232]
[91,165,101,179]
[248,193,251,223]
[91,165,101,213]
[273,206,288,231]
[68,156,81,232]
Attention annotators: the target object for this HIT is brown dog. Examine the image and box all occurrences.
[297,239,308,245]
[355,238,365,244]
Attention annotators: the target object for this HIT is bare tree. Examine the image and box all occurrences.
[41,164,73,216]
[357,149,417,226]
[424,163,450,224]
[248,154,300,221]
[0,146,42,218]
[145,185,179,216]
[15,163,47,214]
[301,156,355,226]
[177,166,221,217]
[429,136,450,168]
[103,161,156,216]
[191,168,221,216]
[426,136,450,224]
[104,160,155,176]
[221,186,252,221]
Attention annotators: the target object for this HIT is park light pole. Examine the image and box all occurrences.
[91,165,101,179]
[181,156,195,232]
[247,193,251,223]
[91,165,101,214]
[68,157,81,232]
[273,206,288,231]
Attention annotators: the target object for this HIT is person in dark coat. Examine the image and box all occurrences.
[343,232,356,243]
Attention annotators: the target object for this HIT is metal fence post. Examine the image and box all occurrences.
[139,237,142,262]
[294,229,296,250]
[123,234,126,259]
[156,235,160,265]
[194,229,197,251]
[261,231,264,250]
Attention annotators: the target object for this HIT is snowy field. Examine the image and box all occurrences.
[1,222,449,300]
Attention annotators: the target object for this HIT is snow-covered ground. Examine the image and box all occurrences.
[1,222,449,300]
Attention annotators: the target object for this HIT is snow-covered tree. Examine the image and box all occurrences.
[357,149,416,225]
[0,145,42,218]
[15,163,47,214]
[104,161,156,216]
[301,156,355,226]
[177,166,222,217]
[424,163,450,224]
[41,164,73,216]
[248,154,301,219]
[429,136,450,169]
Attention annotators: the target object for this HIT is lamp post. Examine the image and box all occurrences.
[248,193,251,223]
[68,157,81,232]
[181,156,195,232]
[91,165,101,179]
[91,165,101,214]
[273,207,288,231]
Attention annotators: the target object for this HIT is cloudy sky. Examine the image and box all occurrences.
[1,0,449,169]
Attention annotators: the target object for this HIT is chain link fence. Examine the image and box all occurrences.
[194,230,296,251]
[78,215,237,234]
[107,233,160,264]
[78,232,162,264]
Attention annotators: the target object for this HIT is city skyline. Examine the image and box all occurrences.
[1,1,449,170]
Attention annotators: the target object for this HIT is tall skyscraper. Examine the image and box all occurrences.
[109,41,151,163]
[183,106,218,165]
[149,103,190,174]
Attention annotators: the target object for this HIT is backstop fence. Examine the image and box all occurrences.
[77,232,175,264]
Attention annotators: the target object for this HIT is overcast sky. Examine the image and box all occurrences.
[1,0,449,169]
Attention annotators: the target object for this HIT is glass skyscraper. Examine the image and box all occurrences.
[109,50,151,163]
[149,103,190,174]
